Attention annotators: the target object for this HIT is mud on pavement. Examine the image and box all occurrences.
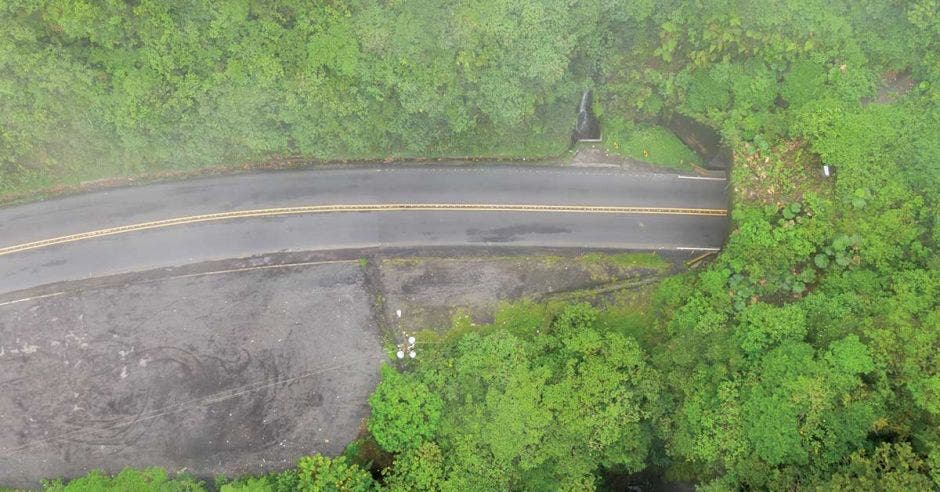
[0,260,384,488]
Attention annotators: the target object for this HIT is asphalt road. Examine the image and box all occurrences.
[0,165,729,294]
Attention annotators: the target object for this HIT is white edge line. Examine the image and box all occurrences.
[0,291,66,307]
[0,261,360,306]
[674,247,721,251]
[157,260,357,282]
[676,175,726,181]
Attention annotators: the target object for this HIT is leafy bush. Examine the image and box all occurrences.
[42,468,204,491]
[781,59,828,109]
[219,455,378,492]
[364,303,663,489]
[367,365,443,453]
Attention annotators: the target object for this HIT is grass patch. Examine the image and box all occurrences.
[594,281,664,342]
[731,139,830,206]
[578,252,670,274]
[603,117,702,171]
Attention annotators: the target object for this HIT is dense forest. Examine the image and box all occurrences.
[4,0,939,490]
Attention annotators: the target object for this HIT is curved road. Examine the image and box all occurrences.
[0,165,729,295]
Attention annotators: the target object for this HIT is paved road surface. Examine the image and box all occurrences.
[0,165,729,294]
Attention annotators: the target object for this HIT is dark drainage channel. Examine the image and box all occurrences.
[662,113,731,170]
[571,89,731,171]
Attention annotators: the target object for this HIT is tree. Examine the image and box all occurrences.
[369,303,662,489]
[221,455,378,492]
[368,365,443,453]
[734,302,807,356]
[295,456,379,492]
[382,442,445,492]
[811,443,937,491]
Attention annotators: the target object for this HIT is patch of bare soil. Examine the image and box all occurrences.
[0,262,384,488]
[732,140,832,206]
[0,247,680,487]
[378,255,662,334]
[570,145,677,173]
[873,70,914,105]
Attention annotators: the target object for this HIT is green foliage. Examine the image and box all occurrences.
[491,299,549,334]
[638,6,939,482]
[781,59,828,109]
[293,456,378,492]
[382,442,445,492]
[221,455,378,492]
[12,0,940,490]
[810,442,937,490]
[603,118,701,170]
[0,0,605,197]
[369,303,662,489]
[781,201,802,220]
[368,365,443,453]
[910,375,940,416]
[42,468,204,491]
[734,303,807,355]
[681,66,733,119]
[578,252,670,273]
[741,338,879,468]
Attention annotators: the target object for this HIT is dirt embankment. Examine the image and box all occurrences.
[0,248,685,487]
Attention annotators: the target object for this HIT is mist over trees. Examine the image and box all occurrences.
[6,1,932,195]
[4,0,938,490]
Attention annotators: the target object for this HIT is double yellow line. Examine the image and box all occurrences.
[0,203,726,257]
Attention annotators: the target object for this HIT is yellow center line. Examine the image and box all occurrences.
[0,203,727,257]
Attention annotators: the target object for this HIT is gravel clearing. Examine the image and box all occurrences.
[0,261,384,488]
[0,248,676,488]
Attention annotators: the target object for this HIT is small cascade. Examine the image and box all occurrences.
[572,90,601,143]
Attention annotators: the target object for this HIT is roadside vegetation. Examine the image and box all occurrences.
[602,118,701,170]
[4,0,938,490]
[1,0,586,198]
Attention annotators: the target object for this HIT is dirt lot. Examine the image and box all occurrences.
[378,253,667,334]
[0,261,384,488]
[0,249,675,487]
